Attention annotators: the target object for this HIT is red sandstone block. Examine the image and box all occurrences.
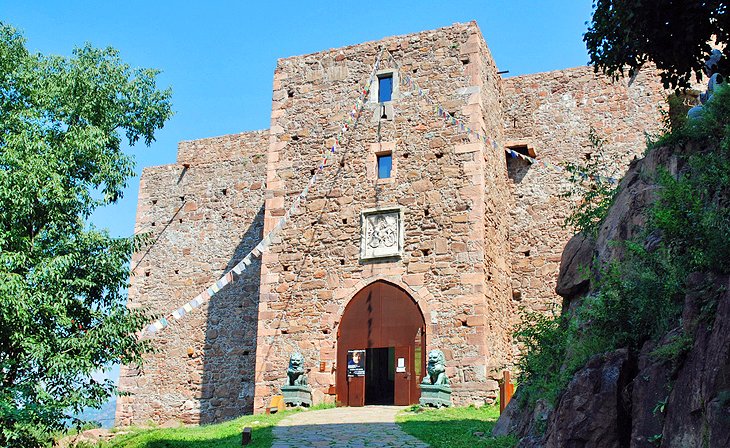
[266,196,284,209]
[258,328,279,336]
[455,295,483,307]
[319,347,335,360]
[467,333,485,345]
[459,41,480,55]
[467,93,483,106]
[334,288,349,300]
[466,315,486,327]
[254,385,271,396]
[434,238,449,254]
[311,372,334,386]
[459,185,481,200]
[460,272,484,285]
[262,273,280,284]
[407,262,430,274]
[301,280,326,290]
[403,273,425,286]
[325,303,339,313]
[259,311,276,320]
[454,143,481,154]
[317,290,333,300]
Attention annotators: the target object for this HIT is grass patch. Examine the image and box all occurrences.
[87,410,294,448]
[308,402,336,411]
[396,405,517,448]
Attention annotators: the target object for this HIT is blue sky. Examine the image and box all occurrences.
[3,0,595,239]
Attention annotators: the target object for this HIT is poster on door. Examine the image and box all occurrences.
[396,357,406,373]
[347,349,365,377]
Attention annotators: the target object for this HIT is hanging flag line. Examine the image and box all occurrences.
[142,49,386,337]
[385,52,619,185]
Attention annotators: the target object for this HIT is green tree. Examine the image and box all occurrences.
[0,23,172,446]
[585,0,729,89]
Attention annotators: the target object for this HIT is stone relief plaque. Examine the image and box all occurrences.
[360,207,403,260]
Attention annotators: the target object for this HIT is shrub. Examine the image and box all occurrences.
[562,129,618,238]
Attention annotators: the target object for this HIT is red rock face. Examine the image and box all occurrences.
[543,349,632,448]
[661,274,730,448]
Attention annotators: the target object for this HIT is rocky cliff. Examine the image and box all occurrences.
[493,91,730,447]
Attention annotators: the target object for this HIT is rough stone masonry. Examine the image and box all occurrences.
[116,21,666,425]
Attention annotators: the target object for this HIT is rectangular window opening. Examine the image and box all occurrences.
[377,153,392,179]
[506,145,531,159]
[505,145,535,184]
[378,74,393,103]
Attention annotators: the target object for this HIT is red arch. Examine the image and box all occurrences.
[336,280,425,406]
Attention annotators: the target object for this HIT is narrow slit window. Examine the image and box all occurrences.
[377,153,392,179]
[378,74,393,103]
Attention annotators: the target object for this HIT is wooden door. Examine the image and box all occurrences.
[394,346,411,405]
[346,375,364,407]
[336,281,425,406]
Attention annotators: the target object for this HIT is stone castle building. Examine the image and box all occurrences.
[116,22,666,424]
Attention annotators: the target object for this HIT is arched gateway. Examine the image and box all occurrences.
[336,280,426,406]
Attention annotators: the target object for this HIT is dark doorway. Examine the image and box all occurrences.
[365,347,394,405]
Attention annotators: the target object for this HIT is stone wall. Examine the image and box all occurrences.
[255,22,513,411]
[502,67,666,316]
[116,131,268,425]
[474,30,514,395]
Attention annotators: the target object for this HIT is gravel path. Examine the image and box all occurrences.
[271,406,428,447]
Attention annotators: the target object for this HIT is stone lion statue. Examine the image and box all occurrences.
[286,352,307,386]
[422,349,449,385]
[689,49,725,119]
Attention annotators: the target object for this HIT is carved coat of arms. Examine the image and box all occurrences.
[361,208,403,259]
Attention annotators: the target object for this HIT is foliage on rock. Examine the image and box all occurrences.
[514,85,730,414]
[0,23,172,447]
[561,129,618,238]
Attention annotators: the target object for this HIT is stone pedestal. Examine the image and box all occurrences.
[419,384,452,408]
[281,385,312,407]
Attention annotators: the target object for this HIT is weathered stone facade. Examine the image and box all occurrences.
[117,22,666,425]
[502,66,665,314]
[116,132,268,425]
[255,21,513,411]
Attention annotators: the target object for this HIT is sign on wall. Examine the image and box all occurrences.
[347,349,366,377]
[360,207,404,260]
